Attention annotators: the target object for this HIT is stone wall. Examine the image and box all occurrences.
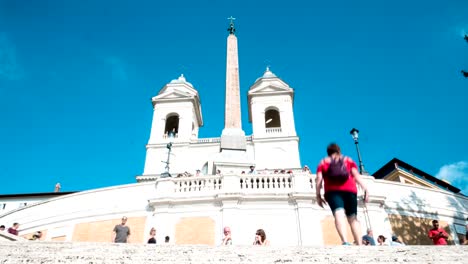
[388,214,453,245]
[1,176,466,246]
[72,216,147,243]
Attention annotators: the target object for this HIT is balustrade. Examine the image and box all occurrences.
[156,173,315,197]
[173,176,222,193]
[196,138,221,143]
[265,127,282,134]
[196,136,253,144]
[162,133,178,139]
[240,174,292,192]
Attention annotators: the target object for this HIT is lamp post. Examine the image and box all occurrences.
[160,131,175,178]
[462,35,468,78]
[349,128,368,175]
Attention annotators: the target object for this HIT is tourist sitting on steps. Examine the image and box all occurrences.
[29,231,42,241]
[253,229,270,246]
[147,227,156,244]
[390,235,405,246]
[221,226,232,245]
[377,235,387,246]
[362,229,376,245]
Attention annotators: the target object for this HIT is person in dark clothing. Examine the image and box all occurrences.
[362,229,376,245]
[112,216,130,243]
[148,228,156,244]
[7,223,19,236]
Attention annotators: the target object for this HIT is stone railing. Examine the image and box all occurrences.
[240,174,293,193]
[173,176,222,193]
[162,133,178,139]
[196,137,221,143]
[195,136,253,144]
[153,173,315,199]
[265,127,282,134]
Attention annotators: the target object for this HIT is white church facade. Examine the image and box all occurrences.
[1,21,467,246]
[138,66,300,181]
[139,26,300,180]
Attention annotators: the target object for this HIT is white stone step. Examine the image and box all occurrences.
[0,242,466,264]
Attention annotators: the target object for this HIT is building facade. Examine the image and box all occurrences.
[1,22,466,245]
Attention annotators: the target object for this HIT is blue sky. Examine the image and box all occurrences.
[0,0,467,195]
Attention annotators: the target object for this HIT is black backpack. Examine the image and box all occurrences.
[326,156,349,182]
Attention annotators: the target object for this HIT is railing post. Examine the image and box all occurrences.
[293,173,313,193]
[221,173,241,193]
[155,177,176,197]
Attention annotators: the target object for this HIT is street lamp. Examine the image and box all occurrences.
[349,128,368,175]
[462,35,468,78]
[160,131,175,178]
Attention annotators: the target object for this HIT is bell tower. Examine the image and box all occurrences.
[143,74,203,176]
[248,67,301,169]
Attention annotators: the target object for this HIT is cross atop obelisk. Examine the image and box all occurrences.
[220,17,246,151]
[227,16,236,35]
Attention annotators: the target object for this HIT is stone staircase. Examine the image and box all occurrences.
[0,241,466,263]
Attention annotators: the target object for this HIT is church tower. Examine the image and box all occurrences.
[142,74,203,176]
[248,67,301,169]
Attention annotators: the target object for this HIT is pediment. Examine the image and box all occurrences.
[384,169,442,190]
[249,84,292,95]
[153,89,196,101]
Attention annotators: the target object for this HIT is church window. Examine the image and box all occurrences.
[164,114,179,137]
[265,108,281,128]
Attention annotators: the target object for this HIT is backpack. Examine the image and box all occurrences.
[326,156,349,182]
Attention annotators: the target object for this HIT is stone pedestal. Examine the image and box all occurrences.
[213,149,253,175]
[220,128,246,151]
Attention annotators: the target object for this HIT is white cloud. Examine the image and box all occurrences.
[436,161,468,195]
[105,56,128,81]
[458,28,467,38]
[454,23,468,38]
[0,32,23,80]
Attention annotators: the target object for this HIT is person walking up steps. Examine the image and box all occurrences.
[316,143,369,245]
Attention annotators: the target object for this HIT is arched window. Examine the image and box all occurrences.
[201,162,209,175]
[265,108,281,128]
[164,113,179,137]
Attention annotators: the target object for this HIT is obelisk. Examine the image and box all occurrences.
[220,17,247,151]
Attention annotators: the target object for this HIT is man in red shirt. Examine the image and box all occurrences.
[7,223,19,236]
[316,143,369,245]
[428,220,448,245]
